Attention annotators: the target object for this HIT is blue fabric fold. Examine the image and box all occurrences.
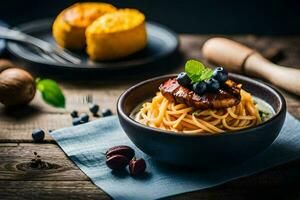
[50,113,300,200]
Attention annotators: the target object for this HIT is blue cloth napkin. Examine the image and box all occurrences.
[50,113,300,200]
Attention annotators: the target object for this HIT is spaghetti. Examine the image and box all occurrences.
[134,90,262,134]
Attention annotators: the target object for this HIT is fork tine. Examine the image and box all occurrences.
[31,39,81,64]
[34,47,59,63]
[49,53,69,64]
[0,26,81,64]
[35,46,69,64]
[53,48,81,64]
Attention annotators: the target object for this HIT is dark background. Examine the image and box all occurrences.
[0,0,299,34]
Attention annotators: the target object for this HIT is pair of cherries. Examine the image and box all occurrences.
[105,145,146,176]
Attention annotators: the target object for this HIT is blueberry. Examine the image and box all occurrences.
[192,81,207,95]
[212,67,228,83]
[176,72,191,87]
[70,110,78,118]
[79,113,89,123]
[32,129,45,142]
[72,117,82,126]
[206,78,220,92]
[89,104,99,115]
[102,108,112,117]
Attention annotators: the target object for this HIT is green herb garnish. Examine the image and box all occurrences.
[259,110,271,122]
[192,110,201,116]
[36,78,65,108]
[185,60,213,83]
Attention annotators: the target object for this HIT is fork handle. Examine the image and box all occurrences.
[0,26,50,49]
[0,26,80,64]
[202,37,300,96]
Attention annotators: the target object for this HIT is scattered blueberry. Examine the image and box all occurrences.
[72,117,82,126]
[193,81,207,95]
[89,104,99,115]
[70,110,78,118]
[206,78,220,92]
[212,67,228,83]
[79,113,89,123]
[32,129,45,142]
[102,108,112,117]
[176,72,191,87]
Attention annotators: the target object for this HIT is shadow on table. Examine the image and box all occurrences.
[14,49,184,82]
[1,104,41,120]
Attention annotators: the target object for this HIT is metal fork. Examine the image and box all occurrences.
[0,26,81,64]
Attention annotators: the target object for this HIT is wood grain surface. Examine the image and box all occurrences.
[1,35,300,200]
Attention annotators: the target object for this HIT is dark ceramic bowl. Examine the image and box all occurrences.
[117,74,286,168]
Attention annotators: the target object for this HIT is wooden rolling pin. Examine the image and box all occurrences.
[202,37,300,96]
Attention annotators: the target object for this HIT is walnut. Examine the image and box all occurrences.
[0,60,36,106]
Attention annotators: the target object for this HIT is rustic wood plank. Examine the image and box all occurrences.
[0,181,108,200]
[0,142,299,199]
[0,80,133,114]
[0,143,88,181]
[1,102,299,142]
[1,95,299,142]
[0,35,300,199]
[0,180,299,200]
[0,83,132,142]
[0,144,300,199]
[0,143,299,183]
[1,35,300,142]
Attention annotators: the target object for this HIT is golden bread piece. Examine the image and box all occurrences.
[86,9,147,61]
[52,2,116,50]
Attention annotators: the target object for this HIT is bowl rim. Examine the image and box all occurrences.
[117,73,286,137]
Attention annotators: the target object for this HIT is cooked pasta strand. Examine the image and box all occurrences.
[135,90,261,134]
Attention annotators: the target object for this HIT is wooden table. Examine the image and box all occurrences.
[1,35,300,199]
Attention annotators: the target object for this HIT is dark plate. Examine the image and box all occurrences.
[7,19,179,77]
[0,20,9,56]
[117,74,287,168]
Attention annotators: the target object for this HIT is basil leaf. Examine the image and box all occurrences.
[185,60,213,83]
[200,68,213,81]
[36,78,65,108]
[192,110,201,116]
[185,60,204,83]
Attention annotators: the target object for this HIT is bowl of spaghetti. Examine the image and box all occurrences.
[117,71,286,167]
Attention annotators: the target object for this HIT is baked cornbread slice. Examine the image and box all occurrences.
[86,9,147,61]
[52,2,116,50]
